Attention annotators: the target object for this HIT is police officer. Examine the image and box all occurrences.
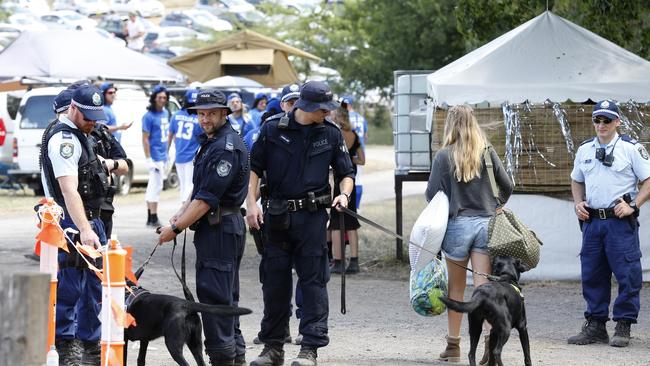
[569,100,650,348]
[246,81,354,366]
[40,84,111,366]
[157,89,249,366]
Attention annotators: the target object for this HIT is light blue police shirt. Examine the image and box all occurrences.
[571,134,650,208]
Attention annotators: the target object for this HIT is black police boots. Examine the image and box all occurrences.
[330,260,343,274]
[208,354,235,366]
[234,353,246,366]
[610,320,632,347]
[346,257,360,274]
[80,341,101,366]
[290,347,317,366]
[567,319,609,345]
[55,338,82,366]
[250,344,285,366]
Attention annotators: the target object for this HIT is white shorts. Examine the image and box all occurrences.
[176,161,194,202]
[145,160,166,203]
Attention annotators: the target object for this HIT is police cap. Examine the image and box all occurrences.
[294,81,339,112]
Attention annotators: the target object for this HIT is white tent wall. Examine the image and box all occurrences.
[424,11,650,281]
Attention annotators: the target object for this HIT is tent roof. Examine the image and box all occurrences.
[167,30,320,87]
[427,11,650,105]
[0,29,184,82]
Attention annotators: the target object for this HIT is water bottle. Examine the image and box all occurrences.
[46,345,58,366]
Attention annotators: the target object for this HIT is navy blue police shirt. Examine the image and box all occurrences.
[250,111,354,199]
[192,122,249,209]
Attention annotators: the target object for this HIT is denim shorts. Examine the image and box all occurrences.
[441,216,490,261]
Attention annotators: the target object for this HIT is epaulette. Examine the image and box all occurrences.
[324,118,340,129]
[580,137,595,146]
[265,112,285,122]
[225,134,234,151]
[620,135,638,144]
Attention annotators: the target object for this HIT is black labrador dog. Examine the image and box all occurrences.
[123,282,252,366]
[440,256,531,366]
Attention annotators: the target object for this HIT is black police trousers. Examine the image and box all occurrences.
[193,214,246,359]
[259,209,331,349]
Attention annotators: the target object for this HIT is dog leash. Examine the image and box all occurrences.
[172,233,196,302]
[337,205,498,282]
[134,241,161,280]
[338,211,346,314]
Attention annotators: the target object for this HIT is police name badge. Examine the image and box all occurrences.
[639,146,649,160]
[60,142,74,159]
[216,160,232,177]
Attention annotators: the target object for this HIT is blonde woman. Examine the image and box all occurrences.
[330,103,365,274]
[425,105,513,363]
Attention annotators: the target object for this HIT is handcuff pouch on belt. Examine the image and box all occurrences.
[267,199,290,230]
[189,206,222,230]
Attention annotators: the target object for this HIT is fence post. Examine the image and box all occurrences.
[0,271,50,366]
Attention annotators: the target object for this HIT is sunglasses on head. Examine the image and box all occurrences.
[592,116,613,124]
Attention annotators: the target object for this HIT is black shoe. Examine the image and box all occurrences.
[55,338,82,366]
[345,257,359,274]
[250,344,284,366]
[208,354,235,366]
[610,320,631,347]
[234,353,246,366]
[80,341,101,366]
[330,260,343,274]
[568,319,609,345]
[290,347,317,366]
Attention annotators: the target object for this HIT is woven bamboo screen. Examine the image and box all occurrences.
[431,103,650,193]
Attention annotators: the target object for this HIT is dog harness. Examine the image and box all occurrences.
[126,286,151,312]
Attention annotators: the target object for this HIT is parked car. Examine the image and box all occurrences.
[52,0,110,16]
[144,45,192,60]
[1,0,50,16]
[40,11,98,30]
[196,0,265,26]
[0,91,23,181]
[160,9,232,34]
[9,86,180,195]
[144,26,211,49]
[109,0,165,18]
[94,27,126,46]
[8,13,49,31]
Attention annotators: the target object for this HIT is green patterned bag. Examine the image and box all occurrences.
[483,148,543,269]
[409,259,448,316]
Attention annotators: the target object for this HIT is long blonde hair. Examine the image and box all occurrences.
[442,105,486,182]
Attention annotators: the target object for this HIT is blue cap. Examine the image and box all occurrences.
[71,85,107,121]
[53,89,74,114]
[341,95,354,104]
[294,81,338,112]
[255,92,267,100]
[227,93,242,102]
[281,83,301,102]
[184,89,199,104]
[592,100,620,120]
[152,84,167,95]
[100,82,116,93]
[188,89,230,112]
[265,98,281,115]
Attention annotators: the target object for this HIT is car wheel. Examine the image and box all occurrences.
[163,167,179,190]
[117,171,133,195]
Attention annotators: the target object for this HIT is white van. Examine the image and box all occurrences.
[10,85,179,195]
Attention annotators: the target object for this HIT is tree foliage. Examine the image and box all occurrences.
[253,0,650,94]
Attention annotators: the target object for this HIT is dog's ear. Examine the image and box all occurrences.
[514,258,529,273]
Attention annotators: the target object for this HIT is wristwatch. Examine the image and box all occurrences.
[171,224,183,234]
[629,201,640,217]
[341,192,351,201]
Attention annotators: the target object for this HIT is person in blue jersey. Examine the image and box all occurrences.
[342,95,368,210]
[99,82,132,142]
[168,89,201,203]
[142,84,170,227]
[226,93,252,135]
[243,98,281,150]
[248,92,268,134]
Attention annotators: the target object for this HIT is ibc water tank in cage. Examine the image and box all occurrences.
[393,70,434,174]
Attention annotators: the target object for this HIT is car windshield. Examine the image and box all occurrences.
[20,95,56,129]
[62,12,84,21]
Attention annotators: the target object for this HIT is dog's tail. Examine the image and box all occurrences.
[439,296,482,314]
[186,302,253,316]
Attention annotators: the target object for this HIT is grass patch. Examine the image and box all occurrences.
[366,124,394,146]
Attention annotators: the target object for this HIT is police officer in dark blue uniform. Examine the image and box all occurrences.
[246,81,354,366]
[157,89,250,366]
[569,100,650,348]
[40,84,111,366]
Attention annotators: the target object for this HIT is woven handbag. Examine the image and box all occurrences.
[483,148,543,269]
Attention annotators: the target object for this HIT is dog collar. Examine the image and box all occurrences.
[510,283,524,299]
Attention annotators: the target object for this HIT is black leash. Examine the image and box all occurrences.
[134,242,160,280]
[338,212,346,314]
[337,205,498,281]
[172,232,196,302]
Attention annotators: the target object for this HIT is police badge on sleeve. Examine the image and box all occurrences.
[216,160,232,177]
[639,145,649,160]
[60,142,74,159]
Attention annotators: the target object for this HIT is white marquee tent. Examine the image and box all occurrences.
[425,11,650,281]
[427,11,650,106]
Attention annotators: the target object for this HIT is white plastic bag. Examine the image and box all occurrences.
[409,191,449,275]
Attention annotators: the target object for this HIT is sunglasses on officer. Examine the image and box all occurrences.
[592,116,613,124]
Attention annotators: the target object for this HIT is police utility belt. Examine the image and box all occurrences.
[264,192,332,231]
[586,207,617,220]
[189,206,241,230]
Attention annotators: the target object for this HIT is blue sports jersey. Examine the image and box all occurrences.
[169,109,201,164]
[102,105,121,142]
[349,111,367,146]
[142,109,169,162]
